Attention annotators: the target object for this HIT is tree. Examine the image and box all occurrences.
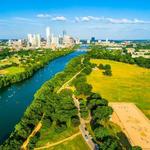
[94,127,110,140]
[99,137,122,150]
[73,74,87,87]
[42,116,52,128]
[92,106,113,121]
[80,99,89,119]
[103,69,112,76]
[75,83,92,96]
[87,92,102,100]
[71,116,80,127]
[87,98,108,110]
[98,64,104,69]
[83,66,92,75]
[132,146,142,150]
[104,64,111,70]
[28,132,40,150]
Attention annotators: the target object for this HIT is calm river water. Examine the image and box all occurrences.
[0,50,86,144]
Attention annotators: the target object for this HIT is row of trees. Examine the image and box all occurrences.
[88,46,150,68]
[0,55,85,149]
[0,49,73,89]
[87,93,123,149]
[0,48,11,60]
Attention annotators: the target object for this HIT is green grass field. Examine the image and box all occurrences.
[47,135,90,150]
[0,66,25,75]
[36,124,79,147]
[87,59,150,118]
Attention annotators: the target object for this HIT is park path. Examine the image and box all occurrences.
[21,119,43,150]
[57,69,84,93]
[34,132,81,150]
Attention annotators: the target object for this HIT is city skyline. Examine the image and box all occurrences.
[1,0,150,39]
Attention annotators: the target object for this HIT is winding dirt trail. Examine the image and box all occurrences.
[57,69,84,93]
[21,122,42,150]
[34,132,81,150]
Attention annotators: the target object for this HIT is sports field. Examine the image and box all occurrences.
[87,59,150,118]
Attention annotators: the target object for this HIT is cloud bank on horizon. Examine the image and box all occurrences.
[36,14,150,24]
[0,0,150,39]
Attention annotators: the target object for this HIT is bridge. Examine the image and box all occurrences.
[76,45,90,51]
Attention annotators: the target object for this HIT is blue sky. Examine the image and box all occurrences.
[1,0,150,39]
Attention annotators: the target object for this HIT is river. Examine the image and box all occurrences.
[0,49,86,144]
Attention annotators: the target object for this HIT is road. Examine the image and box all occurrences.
[72,95,96,150]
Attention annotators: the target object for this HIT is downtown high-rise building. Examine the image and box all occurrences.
[46,27,51,47]
[62,30,67,38]
[34,34,41,48]
[27,34,41,48]
[27,34,33,47]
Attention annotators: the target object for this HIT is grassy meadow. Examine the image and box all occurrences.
[47,135,90,150]
[87,59,150,118]
[0,56,23,75]
[0,66,25,75]
[36,125,79,147]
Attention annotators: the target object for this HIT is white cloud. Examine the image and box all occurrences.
[87,16,101,21]
[37,14,51,18]
[105,18,150,24]
[74,16,150,24]
[76,16,101,22]
[75,17,80,22]
[81,17,91,22]
[51,16,67,21]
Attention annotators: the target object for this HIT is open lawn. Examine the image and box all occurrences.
[87,59,150,118]
[0,62,12,67]
[47,134,90,150]
[36,125,79,147]
[0,66,25,75]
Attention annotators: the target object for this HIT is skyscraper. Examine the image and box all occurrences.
[46,27,51,47]
[27,34,41,48]
[63,30,67,38]
[27,34,33,47]
[35,34,41,48]
[106,38,109,43]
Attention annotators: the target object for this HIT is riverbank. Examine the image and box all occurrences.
[0,50,85,146]
[0,48,74,89]
[0,54,86,149]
